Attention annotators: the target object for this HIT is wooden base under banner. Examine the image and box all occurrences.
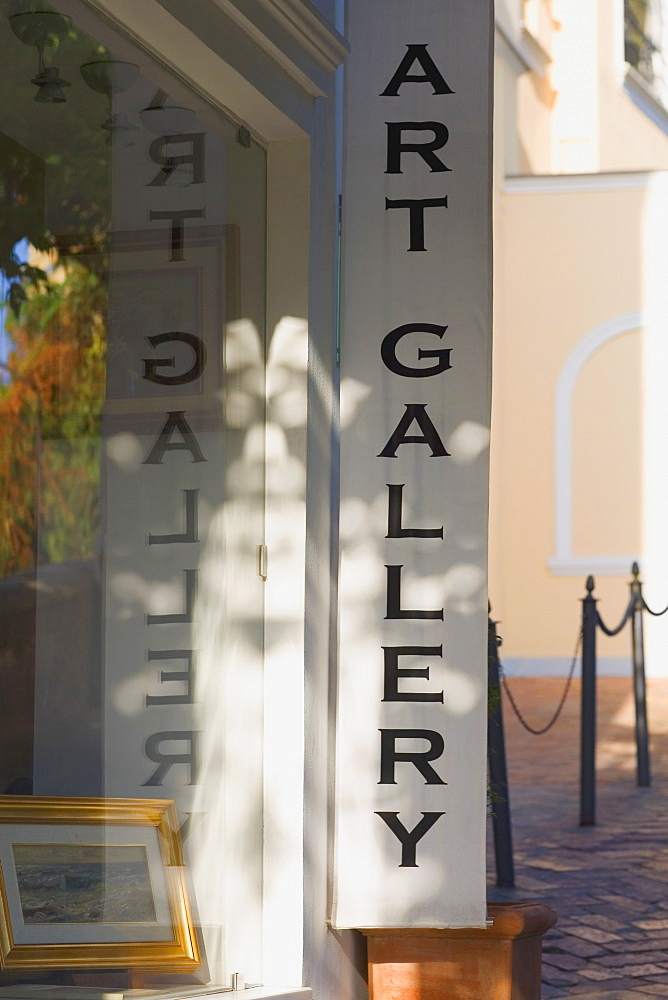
[362,902,558,1000]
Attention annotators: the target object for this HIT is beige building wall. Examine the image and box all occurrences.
[490,179,647,669]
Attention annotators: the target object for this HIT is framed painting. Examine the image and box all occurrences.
[0,796,200,972]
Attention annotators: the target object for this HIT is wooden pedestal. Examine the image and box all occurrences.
[363,902,558,1000]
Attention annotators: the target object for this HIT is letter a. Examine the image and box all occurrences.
[380,45,455,97]
[378,404,449,457]
[144,411,207,464]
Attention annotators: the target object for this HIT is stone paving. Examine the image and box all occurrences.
[486,676,668,999]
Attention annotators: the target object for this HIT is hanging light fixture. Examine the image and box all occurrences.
[9,11,71,103]
[79,59,139,95]
[80,59,140,145]
[31,64,70,103]
[100,111,139,147]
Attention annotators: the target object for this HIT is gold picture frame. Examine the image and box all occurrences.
[0,796,200,972]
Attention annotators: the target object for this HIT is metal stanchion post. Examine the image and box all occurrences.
[580,575,597,826]
[487,616,514,887]
[630,562,650,787]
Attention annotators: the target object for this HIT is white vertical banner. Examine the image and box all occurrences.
[333,2,494,928]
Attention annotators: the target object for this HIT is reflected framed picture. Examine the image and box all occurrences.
[0,797,200,972]
[57,225,240,421]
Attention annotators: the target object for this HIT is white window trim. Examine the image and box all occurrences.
[547,312,643,577]
[174,989,311,1000]
[624,64,668,135]
[504,171,651,193]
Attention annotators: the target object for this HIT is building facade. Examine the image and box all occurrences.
[491,0,668,677]
[1,0,665,998]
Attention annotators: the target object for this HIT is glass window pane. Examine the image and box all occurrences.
[0,0,266,988]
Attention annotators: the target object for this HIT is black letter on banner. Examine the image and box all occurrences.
[385,565,444,620]
[381,324,452,378]
[383,646,444,702]
[146,650,195,706]
[147,569,197,625]
[376,812,445,867]
[143,731,199,785]
[147,134,205,186]
[387,485,443,539]
[380,45,455,97]
[378,404,449,458]
[143,333,207,386]
[149,209,205,261]
[149,489,199,545]
[385,197,448,252]
[379,729,446,784]
[386,123,451,173]
[144,412,207,464]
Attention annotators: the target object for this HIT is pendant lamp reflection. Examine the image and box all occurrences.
[101,111,139,147]
[80,59,139,95]
[80,59,140,145]
[31,64,70,103]
[9,11,71,103]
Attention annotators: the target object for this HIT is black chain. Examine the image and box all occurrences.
[642,596,668,617]
[596,595,635,636]
[498,627,582,736]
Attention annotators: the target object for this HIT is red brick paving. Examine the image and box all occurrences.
[487,677,668,999]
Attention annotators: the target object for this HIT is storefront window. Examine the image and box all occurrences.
[625,0,668,103]
[0,0,266,989]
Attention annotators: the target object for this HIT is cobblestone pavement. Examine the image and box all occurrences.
[486,676,668,999]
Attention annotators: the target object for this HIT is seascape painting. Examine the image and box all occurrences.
[12,843,157,924]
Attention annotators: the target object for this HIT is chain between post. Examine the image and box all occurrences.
[596,595,636,636]
[498,627,582,736]
[641,597,668,617]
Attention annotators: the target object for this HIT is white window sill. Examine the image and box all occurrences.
[548,555,640,577]
[494,21,551,79]
[153,989,311,1000]
[518,21,551,77]
[0,986,311,1000]
[624,64,668,135]
[230,990,311,1000]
